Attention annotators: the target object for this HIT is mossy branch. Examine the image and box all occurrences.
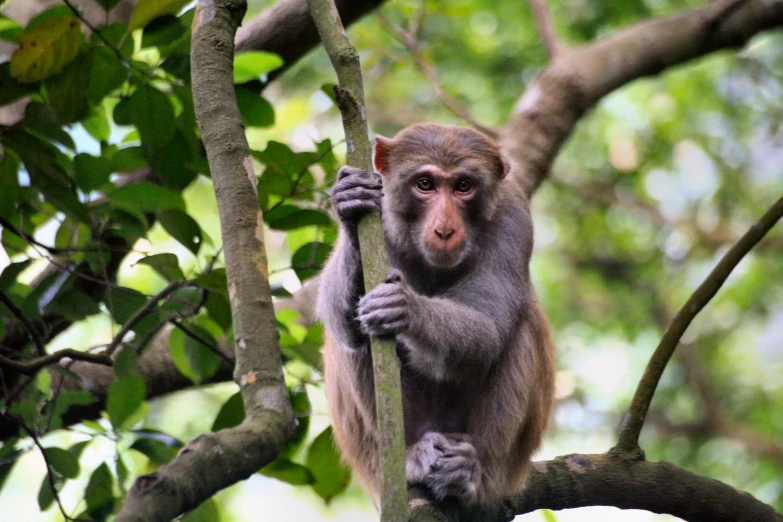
[307,0,408,520]
[115,1,295,520]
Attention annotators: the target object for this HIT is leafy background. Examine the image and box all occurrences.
[0,0,781,520]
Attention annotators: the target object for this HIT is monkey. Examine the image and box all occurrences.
[317,122,555,504]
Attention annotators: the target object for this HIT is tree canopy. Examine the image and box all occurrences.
[0,0,781,521]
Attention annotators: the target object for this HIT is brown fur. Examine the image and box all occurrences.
[319,123,555,504]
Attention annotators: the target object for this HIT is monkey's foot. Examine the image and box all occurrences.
[407,432,480,503]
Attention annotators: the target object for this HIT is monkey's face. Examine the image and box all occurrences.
[407,164,473,268]
[374,122,510,268]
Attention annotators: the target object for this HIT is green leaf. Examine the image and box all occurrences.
[260,458,314,486]
[74,153,112,192]
[87,46,126,104]
[129,0,191,31]
[130,436,179,463]
[113,96,133,126]
[282,343,323,373]
[37,475,56,511]
[82,104,111,142]
[181,498,220,522]
[149,129,196,189]
[44,447,80,479]
[141,15,185,49]
[265,206,332,231]
[105,288,147,324]
[193,268,228,296]
[320,83,338,104]
[10,16,83,83]
[281,387,310,457]
[233,51,283,83]
[158,210,202,255]
[235,85,275,127]
[47,48,93,123]
[0,442,21,493]
[291,242,332,281]
[128,83,175,148]
[0,63,32,110]
[107,373,146,429]
[106,182,185,213]
[205,293,232,331]
[84,463,114,520]
[111,146,147,172]
[306,427,351,503]
[97,0,122,11]
[542,509,558,522]
[135,253,185,281]
[22,102,75,149]
[0,260,31,293]
[211,391,244,432]
[0,14,22,43]
[113,344,138,379]
[169,325,221,384]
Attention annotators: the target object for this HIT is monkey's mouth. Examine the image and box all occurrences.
[421,243,468,269]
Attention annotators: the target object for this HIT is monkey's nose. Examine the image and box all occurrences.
[434,225,455,241]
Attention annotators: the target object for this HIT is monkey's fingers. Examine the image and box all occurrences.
[337,165,377,181]
[332,186,382,205]
[332,175,382,193]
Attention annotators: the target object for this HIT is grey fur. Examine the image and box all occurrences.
[318,124,555,504]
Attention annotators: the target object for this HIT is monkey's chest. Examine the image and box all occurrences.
[399,361,473,444]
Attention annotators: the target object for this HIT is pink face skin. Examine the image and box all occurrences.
[410,164,475,268]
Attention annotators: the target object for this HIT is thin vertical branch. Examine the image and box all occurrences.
[527,0,564,58]
[307,0,409,520]
[614,195,783,453]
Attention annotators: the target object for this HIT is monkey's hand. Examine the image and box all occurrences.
[332,166,382,226]
[407,432,481,503]
[357,269,415,336]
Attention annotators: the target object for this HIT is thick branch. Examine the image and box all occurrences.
[615,195,783,452]
[116,1,295,520]
[409,454,782,522]
[235,0,386,85]
[307,0,408,520]
[502,0,783,197]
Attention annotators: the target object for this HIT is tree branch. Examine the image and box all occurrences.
[0,348,112,377]
[307,0,408,519]
[615,195,783,452]
[378,15,499,139]
[115,1,296,520]
[234,0,387,87]
[502,0,783,197]
[527,0,564,58]
[0,289,46,356]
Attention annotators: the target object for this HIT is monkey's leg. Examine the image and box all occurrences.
[406,432,481,503]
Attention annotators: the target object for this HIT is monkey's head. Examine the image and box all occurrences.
[374,123,510,269]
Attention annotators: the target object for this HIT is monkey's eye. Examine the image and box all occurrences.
[455,179,473,193]
[416,178,435,192]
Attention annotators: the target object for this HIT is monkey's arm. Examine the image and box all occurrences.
[358,271,523,380]
[317,167,382,350]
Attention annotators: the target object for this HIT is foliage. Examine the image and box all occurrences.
[0,0,781,520]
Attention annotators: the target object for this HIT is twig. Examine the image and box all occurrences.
[105,281,186,357]
[614,195,783,452]
[379,15,499,139]
[0,349,112,376]
[527,0,565,58]
[18,421,81,521]
[170,319,233,364]
[307,0,409,520]
[0,289,46,356]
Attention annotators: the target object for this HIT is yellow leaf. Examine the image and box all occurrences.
[129,0,190,31]
[10,16,83,83]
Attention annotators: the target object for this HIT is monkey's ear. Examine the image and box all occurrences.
[499,154,511,179]
[374,136,393,175]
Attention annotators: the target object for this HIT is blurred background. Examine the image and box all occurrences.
[0,0,781,520]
